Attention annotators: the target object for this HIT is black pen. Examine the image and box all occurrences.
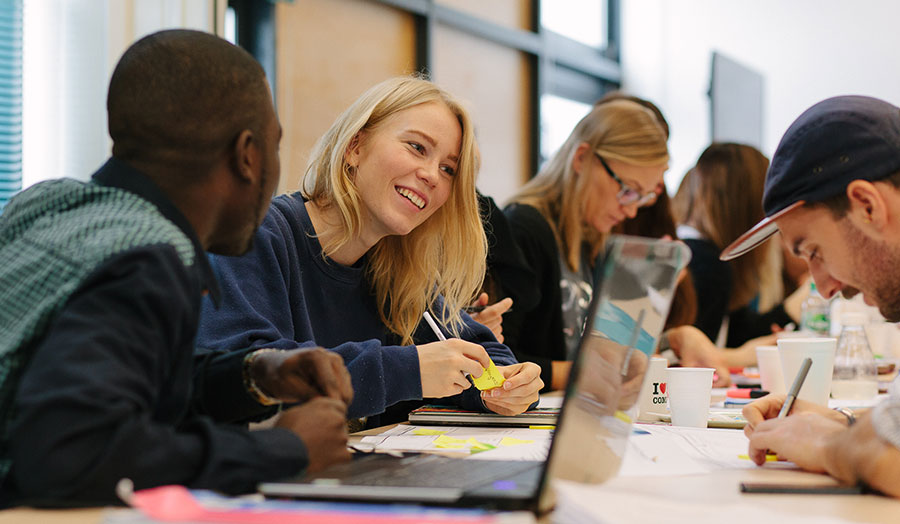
[778,357,812,418]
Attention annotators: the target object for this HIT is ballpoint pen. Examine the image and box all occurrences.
[778,357,812,418]
[422,310,447,341]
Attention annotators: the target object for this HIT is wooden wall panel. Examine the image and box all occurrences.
[275,0,416,194]
[437,0,531,31]
[433,25,531,204]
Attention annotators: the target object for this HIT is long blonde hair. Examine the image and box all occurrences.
[510,99,669,271]
[302,76,485,344]
[676,143,782,311]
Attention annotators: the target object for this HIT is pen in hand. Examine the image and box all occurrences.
[777,357,813,419]
[422,311,447,341]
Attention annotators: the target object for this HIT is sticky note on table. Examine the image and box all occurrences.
[472,360,506,390]
[412,428,448,436]
[434,435,468,449]
[499,437,533,446]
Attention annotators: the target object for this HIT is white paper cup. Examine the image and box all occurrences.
[777,337,837,405]
[755,345,785,395]
[637,357,668,421]
[665,368,714,428]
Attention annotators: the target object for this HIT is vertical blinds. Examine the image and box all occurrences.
[0,0,22,211]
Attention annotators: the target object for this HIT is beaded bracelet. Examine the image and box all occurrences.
[242,348,282,406]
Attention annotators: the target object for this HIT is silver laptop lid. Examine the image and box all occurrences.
[537,235,691,512]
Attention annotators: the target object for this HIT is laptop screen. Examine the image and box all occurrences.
[537,235,691,512]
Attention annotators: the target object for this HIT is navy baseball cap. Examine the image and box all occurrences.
[721,95,900,261]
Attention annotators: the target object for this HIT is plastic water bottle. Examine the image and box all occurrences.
[800,281,830,335]
[831,312,878,400]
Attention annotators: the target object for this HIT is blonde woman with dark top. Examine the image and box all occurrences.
[500,99,669,391]
[197,76,542,426]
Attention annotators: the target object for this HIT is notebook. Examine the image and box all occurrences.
[406,404,559,427]
[258,235,692,514]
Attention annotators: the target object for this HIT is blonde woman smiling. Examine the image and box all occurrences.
[197,77,542,427]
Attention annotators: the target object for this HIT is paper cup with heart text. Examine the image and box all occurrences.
[637,357,668,422]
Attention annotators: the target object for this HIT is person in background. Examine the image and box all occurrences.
[673,143,806,348]
[197,76,542,427]
[500,97,669,392]
[0,30,353,507]
[613,190,698,330]
[726,95,900,497]
[465,192,536,343]
[612,185,742,385]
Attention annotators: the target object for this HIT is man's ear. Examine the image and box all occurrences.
[846,179,887,231]
[572,142,592,177]
[231,129,258,185]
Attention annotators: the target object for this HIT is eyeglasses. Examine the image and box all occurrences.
[594,152,658,208]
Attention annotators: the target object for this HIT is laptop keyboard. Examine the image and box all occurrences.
[307,454,541,489]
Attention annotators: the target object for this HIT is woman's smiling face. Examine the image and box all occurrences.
[348,101,462,239]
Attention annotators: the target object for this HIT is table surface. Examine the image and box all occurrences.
[5,421,900,523]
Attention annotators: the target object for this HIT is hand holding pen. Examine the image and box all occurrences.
[416,311,492,398]
[420,311,543,414]
[777,357,813,419]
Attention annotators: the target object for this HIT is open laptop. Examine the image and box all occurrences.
[259,236,691,514]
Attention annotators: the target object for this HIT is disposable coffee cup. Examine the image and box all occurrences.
[755,345,785,395]
[665,367,714,428]
[637,357,668,422]
[777,337,837,405]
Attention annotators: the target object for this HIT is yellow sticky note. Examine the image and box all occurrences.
[499,437,534,446]
[412,428,448,436]
[472,360,506,391]
[433,435,468,449]
[465,438,495,453]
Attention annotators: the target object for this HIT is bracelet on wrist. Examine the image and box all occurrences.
[833,406,856,426]
[242,348,282,406]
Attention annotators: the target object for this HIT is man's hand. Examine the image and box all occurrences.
[469,293,513,342]
[416,340,491,398]
[276,397,351,473]
[251,347,353,404]
[742,394,846,434]
[482,362,543,415]
[746,412,845,470]
[663,325,731,387]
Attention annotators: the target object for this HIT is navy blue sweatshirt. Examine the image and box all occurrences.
[196,193,518,424]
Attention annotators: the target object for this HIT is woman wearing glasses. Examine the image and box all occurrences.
[500,98,669,391]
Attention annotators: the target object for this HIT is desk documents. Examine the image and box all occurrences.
[621,425,782,476]
[358,425,552,461]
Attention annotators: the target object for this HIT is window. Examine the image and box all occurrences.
[541,0,606,49]
[0,0,22,211]
[540,94,592,163]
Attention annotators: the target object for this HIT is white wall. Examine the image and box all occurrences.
[621,0,900,193]
[22,0,217,188]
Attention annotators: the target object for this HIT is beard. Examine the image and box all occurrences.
[842,220,900,322]
[209,166,271,257]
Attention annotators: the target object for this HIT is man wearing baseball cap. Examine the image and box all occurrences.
[726,95,900,496]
